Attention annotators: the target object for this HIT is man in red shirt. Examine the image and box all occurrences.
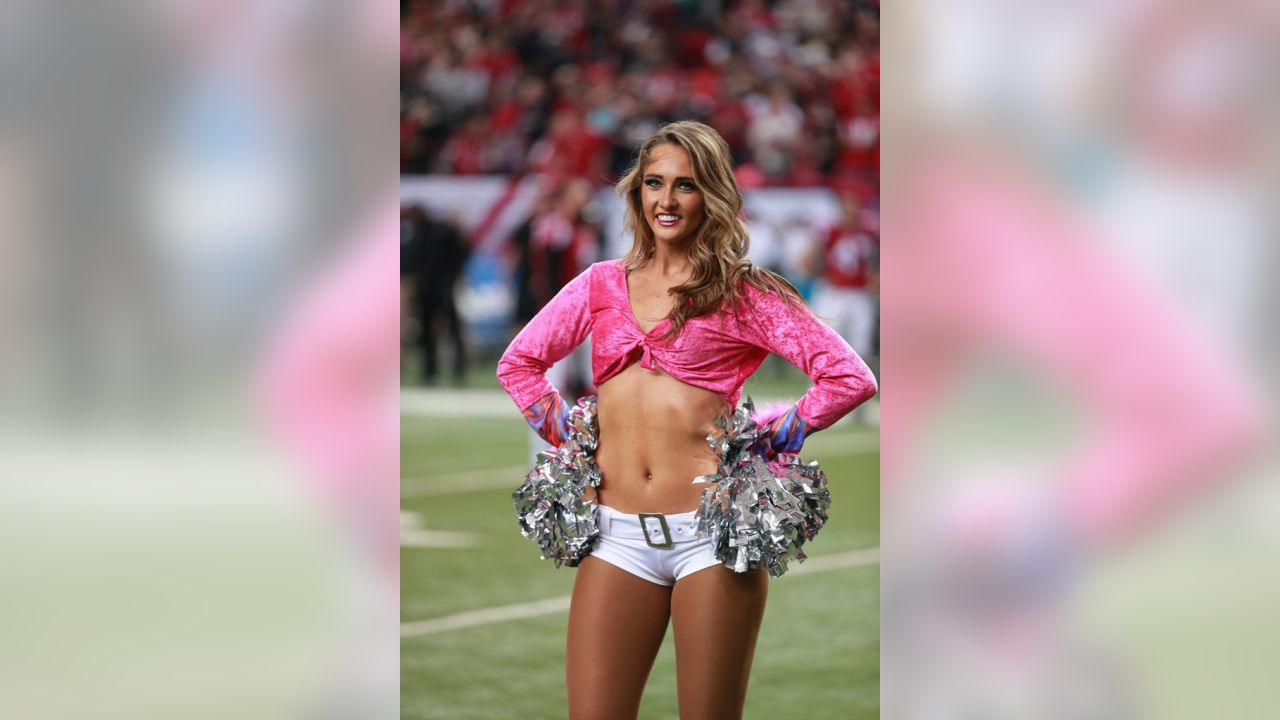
[813,188,879,363]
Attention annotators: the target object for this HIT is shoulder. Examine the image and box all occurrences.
[737,269,804,307]
[734,275,818,335]
[588,258,625,274]
[719,277,777,324]
[582,259,626,282]
[578,259,626,302]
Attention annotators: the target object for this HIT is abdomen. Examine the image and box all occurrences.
[593,364,729,514]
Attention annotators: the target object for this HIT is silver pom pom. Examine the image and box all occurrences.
[693,397,832,577]
[511,397,602,567]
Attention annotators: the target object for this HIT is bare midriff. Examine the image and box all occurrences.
[593,362,730,515]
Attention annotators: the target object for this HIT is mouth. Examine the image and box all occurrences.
[654,213,681,228]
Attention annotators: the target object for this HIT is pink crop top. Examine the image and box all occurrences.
[497,259,877,431]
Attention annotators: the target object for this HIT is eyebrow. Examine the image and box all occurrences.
[643,173,696,182]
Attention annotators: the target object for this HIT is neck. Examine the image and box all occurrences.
[650,243,691,276]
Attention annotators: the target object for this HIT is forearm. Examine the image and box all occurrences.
[747,283,878,432]
[495,265,594,411]
[749,400,816,457]
[766,404,810,453]
[521,391,570,447]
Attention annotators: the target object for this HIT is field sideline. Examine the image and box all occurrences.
[402,377,880,719]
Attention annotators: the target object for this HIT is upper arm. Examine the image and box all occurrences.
[496,265,595,410]
[746,286,877,429]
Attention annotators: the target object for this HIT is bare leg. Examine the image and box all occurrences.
[566,556,672,720]
[671,565,769,720]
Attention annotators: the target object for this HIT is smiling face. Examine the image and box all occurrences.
[640,143,705,248]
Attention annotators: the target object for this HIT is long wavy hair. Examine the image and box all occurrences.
[616,120,803,338]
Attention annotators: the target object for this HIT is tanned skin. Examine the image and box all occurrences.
[566,144,768,720]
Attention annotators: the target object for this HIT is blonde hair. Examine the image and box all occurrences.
[615,120,802,337]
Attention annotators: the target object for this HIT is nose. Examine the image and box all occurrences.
[658,186,677,209]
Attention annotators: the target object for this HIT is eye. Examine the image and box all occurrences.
[644,178,662,189]
[677,180,697,192]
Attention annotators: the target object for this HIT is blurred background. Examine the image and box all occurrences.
[0,1,399,718]
[399,1,883,718]
[883,0,1278,718]
[1,0,1275,718]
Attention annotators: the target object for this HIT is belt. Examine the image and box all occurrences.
[597,505,702,549]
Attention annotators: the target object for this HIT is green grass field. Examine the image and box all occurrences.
[401,367,879,719]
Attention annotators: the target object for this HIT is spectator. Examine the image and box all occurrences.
[745,82,804,180]
[744,205,782,273]
[778,213,821,302]
[400,0,880,187]
[836,94,880,184]
[812,188,879,360]
[510,184,559,326]
[402,205,469,384]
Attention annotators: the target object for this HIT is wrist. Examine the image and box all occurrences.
[523,392,570,446]
[767,404,810,455]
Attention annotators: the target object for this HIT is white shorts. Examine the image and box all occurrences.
[590,505,721,587]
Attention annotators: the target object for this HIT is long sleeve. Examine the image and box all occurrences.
[744,285,878,432]
[496,265,595,415]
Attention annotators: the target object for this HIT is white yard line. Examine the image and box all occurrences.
[400,510,484,548]
[400,596,573,637]
[401,547,879,638]
[400,529,484,548]
[401,389,516,418]
[787,546,879,575]
[401,465,528,498]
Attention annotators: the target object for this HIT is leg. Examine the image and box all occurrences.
[566,555,672,720]
[417,292,439,384]
[400,279,414,370]
[671,565,769,720]
[835,288,862,354]
[442,288,466,383]
[848,289,877,360]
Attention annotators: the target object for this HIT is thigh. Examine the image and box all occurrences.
[566,555,672,720]
[670,565,769,720]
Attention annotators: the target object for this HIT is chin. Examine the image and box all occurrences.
[650,225,694,246]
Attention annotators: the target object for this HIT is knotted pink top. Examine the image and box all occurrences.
[497,259,877,431]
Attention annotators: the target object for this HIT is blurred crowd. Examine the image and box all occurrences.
[401,0,879,189]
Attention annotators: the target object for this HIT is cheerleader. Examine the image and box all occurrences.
[494,120,875,712]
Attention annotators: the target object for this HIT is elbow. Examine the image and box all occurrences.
[861,370,879,403]
[495,347,523,398]
[842,377,877,416]
[846,361,878,407]
[833,368,878,422]
[495,347,548,410]
[495,351,513,388]
[805,371,878,430]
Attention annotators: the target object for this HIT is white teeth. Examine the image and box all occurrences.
[657,214,679,222]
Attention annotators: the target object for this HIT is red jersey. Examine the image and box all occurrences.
[823,224,878,289]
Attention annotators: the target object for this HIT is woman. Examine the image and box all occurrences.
[498,121,877,719]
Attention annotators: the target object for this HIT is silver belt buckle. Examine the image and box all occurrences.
[637,513,673,549]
